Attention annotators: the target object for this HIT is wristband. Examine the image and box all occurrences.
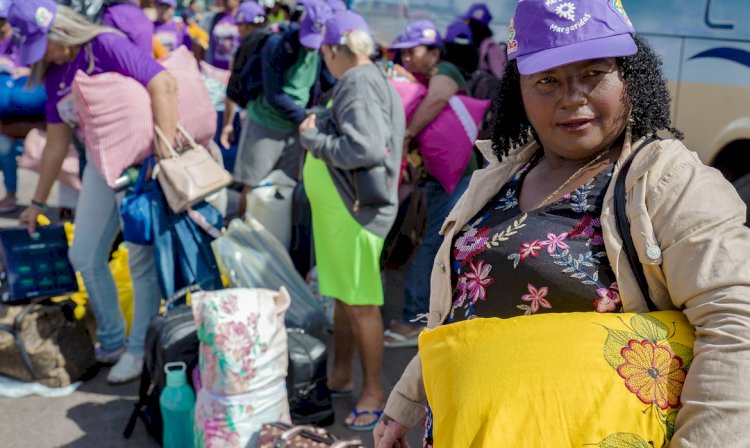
[31,199,48,210]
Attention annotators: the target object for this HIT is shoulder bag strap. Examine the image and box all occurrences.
[613,135,661,312]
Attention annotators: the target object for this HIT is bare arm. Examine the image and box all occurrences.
[19,123,74,233]
[406,74,459,138]
[147,70,179,158]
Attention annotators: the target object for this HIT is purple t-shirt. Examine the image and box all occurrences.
[154,19,193,53]
[209,13,239,70]
[101,3,155,55]
[45,33,165,125]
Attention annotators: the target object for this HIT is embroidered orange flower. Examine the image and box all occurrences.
[617,340,686,410]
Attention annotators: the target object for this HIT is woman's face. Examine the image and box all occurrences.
[45,40,74,65]
[520,58,630,160]
[226,0,240,10]
[400,45,440,76]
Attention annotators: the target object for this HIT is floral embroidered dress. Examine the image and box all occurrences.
[423,154,622,446]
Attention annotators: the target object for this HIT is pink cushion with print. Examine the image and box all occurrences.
[390,81,490,193]
[73,46,217,187]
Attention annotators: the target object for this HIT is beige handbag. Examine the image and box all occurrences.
[153,124,233,213]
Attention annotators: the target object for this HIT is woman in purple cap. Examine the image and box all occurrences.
[299,9,404,433]
[376,0,750,446]
[12,0,179,385]
[383,20,477,349]
[153,0,193,53]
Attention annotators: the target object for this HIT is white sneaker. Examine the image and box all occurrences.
[107,352,143,384]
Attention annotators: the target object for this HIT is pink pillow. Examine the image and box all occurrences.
[19,129,82,191]
[391,81,490,193]
[73,46,217,187]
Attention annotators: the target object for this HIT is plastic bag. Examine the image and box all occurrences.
[211,219,327,337]
[245,170,297,249]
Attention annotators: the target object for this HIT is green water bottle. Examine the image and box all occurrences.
[160,362,195,448]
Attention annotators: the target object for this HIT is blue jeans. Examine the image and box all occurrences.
[0,135,22,193]
[400,176,471,325]
[68,165,162,356]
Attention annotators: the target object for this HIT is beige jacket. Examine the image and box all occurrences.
[384,130,750,447]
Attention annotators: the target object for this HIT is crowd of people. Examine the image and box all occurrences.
[1,0,749,446]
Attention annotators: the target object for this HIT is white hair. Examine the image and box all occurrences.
[335,29,375,58]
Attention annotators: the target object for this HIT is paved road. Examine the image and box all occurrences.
[0,169,425,447]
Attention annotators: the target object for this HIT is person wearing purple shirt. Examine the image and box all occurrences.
[153,0,192,53]
[11,0,179,385]
[101,1,155,56]
[207,0,241,70]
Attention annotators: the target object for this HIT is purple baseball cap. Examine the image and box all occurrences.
[460,3,492,26]
[236,1,266,24]
[389,20,443,50]
[445,20,473,45]
[508,0,637,75]
[8,0,57,66]
[323,10,368,46]
[298,0,331,49]
[156,0,177,7]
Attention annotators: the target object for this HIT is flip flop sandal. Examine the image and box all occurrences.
[384,328,420,348]
[345,408,383,432]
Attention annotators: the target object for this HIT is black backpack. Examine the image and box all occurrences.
[226,28,274,107]
[226,24,300,107]
[123,305,198,444]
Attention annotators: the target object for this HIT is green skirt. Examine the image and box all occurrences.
[303,154,385,306]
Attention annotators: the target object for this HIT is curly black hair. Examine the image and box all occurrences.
[490,35,683,160]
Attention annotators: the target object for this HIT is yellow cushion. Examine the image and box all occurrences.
[419,311,694,447]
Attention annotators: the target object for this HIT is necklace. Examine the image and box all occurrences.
[535,148,611,209]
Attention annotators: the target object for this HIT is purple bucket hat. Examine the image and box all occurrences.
[507,0,637,75]
[8,0,57,66]
[299,0,332,49]
[156,0,177,7]
[389,20,443,50]
[445,20,473,45]
[460,3,493,26]
[323,10,368,46]
[236,1,266,24]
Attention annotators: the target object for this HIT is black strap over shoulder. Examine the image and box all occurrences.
[613,135,661,312]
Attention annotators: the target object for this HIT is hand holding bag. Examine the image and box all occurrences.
[153,124,232,213]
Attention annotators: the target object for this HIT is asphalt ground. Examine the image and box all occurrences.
[0,169,425,448]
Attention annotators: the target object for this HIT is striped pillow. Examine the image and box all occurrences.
[73,46,217,188]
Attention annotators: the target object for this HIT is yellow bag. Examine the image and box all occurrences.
[419,311,695,448]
